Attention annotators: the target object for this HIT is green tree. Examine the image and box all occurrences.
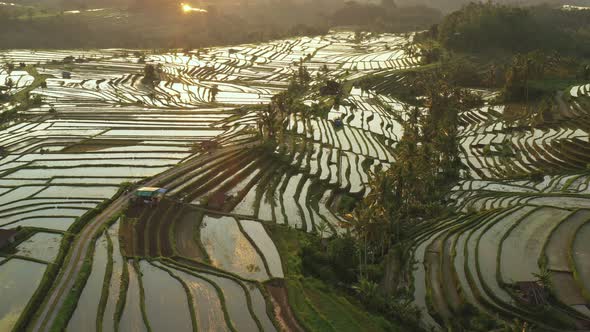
[142,64,162,85]
[316,220,330,238]
[352,71,465,266]
[502,52,549,103]
[257,104,282,141]
[5,78,14,90]
[210,84,219,102]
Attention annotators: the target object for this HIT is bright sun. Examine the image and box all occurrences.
[181,3,192,13]
[181,3,207,13]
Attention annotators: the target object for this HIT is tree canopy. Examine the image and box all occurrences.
[436,3,590,56]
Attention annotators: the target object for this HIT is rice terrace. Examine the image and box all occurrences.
[0,0,590,332]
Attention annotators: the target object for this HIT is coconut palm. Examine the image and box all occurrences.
[210,84,219,102]
[5,63,14,73]
[316,220,330,238]
[5,78,14,90]
[257,105,280,140]
[351,71,464,268]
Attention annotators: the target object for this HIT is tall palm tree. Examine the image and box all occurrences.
[210,84,219,102]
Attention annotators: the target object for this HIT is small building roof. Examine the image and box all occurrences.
[135,187,167,198]
[137,187,161,192]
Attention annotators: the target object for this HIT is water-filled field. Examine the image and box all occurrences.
[1,28,589,331]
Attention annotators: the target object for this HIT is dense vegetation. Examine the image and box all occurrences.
[432,3,590,56]
[409,3,590,106]
[330,1,442,33]
[290,3,590,331]
[269,225,408,332]
[260,60,473,329]
[0,64,49,128]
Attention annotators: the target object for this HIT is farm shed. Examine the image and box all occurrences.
[134,187,168,205]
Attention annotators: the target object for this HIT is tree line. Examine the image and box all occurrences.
[431,2,590,56]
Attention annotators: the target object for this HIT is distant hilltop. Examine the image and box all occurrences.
[8,0,590,12]
[374,0,590,12]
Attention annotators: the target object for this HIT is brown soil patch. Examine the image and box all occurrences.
[119,217,136,257]
[265,280,304,332]
[62,139,142,153]
[120,199,206,261]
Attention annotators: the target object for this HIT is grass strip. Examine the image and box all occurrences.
[96,230,115,331]
[113,258,130,332]
[134,260,153,332]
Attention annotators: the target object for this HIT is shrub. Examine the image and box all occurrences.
[437,3,589,55]
[31,94,43,106]
[328,236,358,283]
[301,235,359,285]
[142,64,162,85]
[319,80,343,96]
[528,171,545,182]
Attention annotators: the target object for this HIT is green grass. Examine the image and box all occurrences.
[96,231,115,331]
[12,66,51,103]
[302,277,395,331]
[268,224,405,332]
[113,257,130,332]
[134,260,153,332]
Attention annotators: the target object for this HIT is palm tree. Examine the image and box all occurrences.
[210,84,219,102]
[316,220,330,238]
[524,57,532,111]
[142,64,161,85]
[257,104,283,141]
[5,78,14,90]
[486,63,497,88]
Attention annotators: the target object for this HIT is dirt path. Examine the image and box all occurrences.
[31,144,256,332]
[32,195,129,332]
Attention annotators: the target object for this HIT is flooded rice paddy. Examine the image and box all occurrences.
[15,232,62,262]
[0,259,45,331]
[1,28,589,331]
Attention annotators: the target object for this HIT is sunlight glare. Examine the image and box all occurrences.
[181,3,207,13]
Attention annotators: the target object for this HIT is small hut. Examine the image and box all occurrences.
[134,187,167,205]
[62,72,72,79]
